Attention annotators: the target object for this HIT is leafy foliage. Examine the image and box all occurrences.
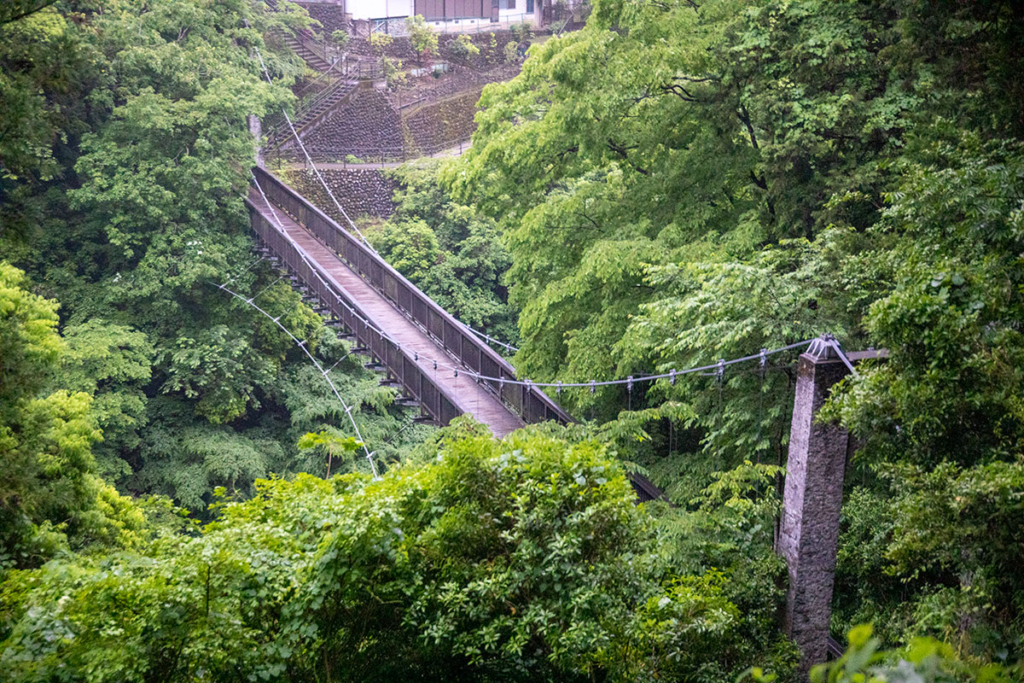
[448,34,481,65]
[57,319,153,484]
[803,624,1018,683]
[407,15,438,65]
[373,161,518,345]
[0,262,148,569]
[0,0,430,511]
[0,425,684,680]
[442,0,1024,663]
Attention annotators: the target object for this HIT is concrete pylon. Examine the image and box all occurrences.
[249,114,264,168]
[778,335,851,679]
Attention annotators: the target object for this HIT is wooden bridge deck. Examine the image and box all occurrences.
[248,187,525,438]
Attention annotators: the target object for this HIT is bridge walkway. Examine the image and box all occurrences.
[247,185,525,437]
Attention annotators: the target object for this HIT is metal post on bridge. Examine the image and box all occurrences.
[777,335,885,679]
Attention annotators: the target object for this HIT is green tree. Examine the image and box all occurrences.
[447,34,480,66]
[296,429,361,476]
[823,134,1024,655]
[407,15,438,66]
[0,263,145,569]
[162,325,277,425]
[58,320,153,485]
[374,219,441,283]
[331,29,350,51]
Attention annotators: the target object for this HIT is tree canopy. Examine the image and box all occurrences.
[447,0,1024,660]
[2,0,1024,678]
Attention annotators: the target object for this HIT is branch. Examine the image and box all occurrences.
[606,138,634,157]
[736,103,759,150]
[661,83,696,102]
[1,0,57,26]
[555,145,579,161]
[606,138,650,175]
[575,210,600,231]
[674,74,718,84]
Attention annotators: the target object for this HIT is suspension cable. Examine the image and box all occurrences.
[254,165,816,393]
[450,339,816,389]
[243,17,516,358]
[214,280,380,478]
[467,328,518,353]
[245,18,377,253]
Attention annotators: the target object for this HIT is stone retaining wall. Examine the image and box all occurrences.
[297,2,349,34]
[403,88,482,154]
[283,168,396,220]
[298,86,406,158]
[287,46,519,161]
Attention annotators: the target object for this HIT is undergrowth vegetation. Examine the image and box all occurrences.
[1,0,1023,680]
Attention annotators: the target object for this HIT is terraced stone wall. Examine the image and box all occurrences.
[402,88,482,154]
[300,86,406,159]
[294,59,517,162]
[283,168,397,220]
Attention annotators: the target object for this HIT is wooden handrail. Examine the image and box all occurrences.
[252,167,575,426]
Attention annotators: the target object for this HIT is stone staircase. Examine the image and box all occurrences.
[267,79,359,151]
[279,31,335,73]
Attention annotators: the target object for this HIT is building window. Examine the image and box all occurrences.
[499,0,515,9]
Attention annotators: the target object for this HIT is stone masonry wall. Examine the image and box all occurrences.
[403,88,482,153]
[296,2,349,34]
[299,86,406,159]
[283,168,396,220]
[288,39,520,161]
[296,66,508,159]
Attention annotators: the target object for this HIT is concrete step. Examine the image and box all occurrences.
[266,82,357,149]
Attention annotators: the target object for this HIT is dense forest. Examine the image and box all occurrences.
[1,0,1023,681]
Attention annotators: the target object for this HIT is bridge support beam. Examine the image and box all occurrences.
[249,114,264,168]
[778,336,850,680]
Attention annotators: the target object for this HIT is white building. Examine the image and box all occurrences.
[302,0,544,32]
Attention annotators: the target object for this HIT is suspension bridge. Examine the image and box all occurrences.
[248,166,562,434]
[235,9,867,666]
[235,14,825,502]
[243,164,694,499]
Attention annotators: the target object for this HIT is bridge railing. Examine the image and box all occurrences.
[250,199,467,426]
[251,166,574,427]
